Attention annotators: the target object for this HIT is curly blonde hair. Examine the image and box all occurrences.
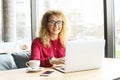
[39,10,68,47]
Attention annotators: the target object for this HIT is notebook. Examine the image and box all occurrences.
[53,39,105,73]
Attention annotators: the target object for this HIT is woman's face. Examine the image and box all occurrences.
[48,15,63,36]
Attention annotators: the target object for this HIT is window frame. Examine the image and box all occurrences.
[104,0,115,58]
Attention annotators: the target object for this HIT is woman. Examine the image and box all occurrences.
[30,10,68,67]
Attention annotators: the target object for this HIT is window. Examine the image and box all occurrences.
[16,0,31,43]
[0,0,31,51]
[115,0,120,58]
[36,0,104,40]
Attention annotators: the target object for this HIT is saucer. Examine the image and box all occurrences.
[27,67,44,72]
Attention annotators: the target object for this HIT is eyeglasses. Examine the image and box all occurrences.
[48,20,63,26]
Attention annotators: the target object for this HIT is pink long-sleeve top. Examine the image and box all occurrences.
[30,38,65,67]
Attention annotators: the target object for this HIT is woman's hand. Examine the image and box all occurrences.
[49,57,65,65]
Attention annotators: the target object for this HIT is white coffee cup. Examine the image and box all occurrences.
[26,60,40,69]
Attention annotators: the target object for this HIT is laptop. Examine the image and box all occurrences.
[53,39,105,73]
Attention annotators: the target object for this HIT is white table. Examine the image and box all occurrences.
[0,58,120,80]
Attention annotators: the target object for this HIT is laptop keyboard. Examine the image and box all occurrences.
[54,65,65,71]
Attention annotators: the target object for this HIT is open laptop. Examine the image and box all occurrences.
[53,39,105,73]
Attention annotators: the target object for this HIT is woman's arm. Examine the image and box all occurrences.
[30,40,52,67]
